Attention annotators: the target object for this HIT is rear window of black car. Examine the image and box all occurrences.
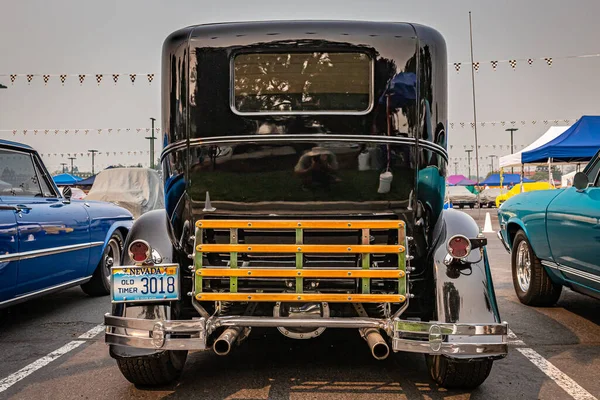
[232,52,372,114]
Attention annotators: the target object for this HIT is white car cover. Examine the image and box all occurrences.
[86,168,164,218]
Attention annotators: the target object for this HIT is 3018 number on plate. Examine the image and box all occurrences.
[111,265,180,303]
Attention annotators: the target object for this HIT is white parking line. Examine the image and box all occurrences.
[0,340,85,393]
[508,329,525,345]
[78,324,105,339]
[517,348,597,400]
[0,323,106,394]
[510,331,597,400]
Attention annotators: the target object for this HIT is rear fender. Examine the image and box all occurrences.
[86,220,133,276]
[109,210,176,359]
[431,210,501,326]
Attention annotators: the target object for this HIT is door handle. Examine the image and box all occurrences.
[0,204,30,212]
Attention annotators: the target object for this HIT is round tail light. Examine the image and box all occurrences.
[129,240,151,263]
[447,235,471,259]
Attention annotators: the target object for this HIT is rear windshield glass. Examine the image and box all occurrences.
[232,52,372,114]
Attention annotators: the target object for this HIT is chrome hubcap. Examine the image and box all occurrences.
[105,238,121,283]
[516,241,531,292]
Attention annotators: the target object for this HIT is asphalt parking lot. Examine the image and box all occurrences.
[0,209,598,400]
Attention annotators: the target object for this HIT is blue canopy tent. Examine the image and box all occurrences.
[479,174,533,186]
[77,175,96,186]
[456,178,477,186]
[53,173,83,185]
[522,116,600,163]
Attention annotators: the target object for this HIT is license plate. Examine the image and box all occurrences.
[111,265,180,303]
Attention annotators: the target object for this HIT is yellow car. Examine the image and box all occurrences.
[495,182,555,208]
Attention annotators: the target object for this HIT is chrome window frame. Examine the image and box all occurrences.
[229,50,375,116]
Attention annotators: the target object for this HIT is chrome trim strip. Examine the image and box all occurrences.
[0,241,104,263]
[542,261,600,284]
[161,135,448,162]
[497,231,510,253]
[0,276,92,307]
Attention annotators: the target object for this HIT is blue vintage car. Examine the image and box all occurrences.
[0,139,134,308]
[497,149,600,305]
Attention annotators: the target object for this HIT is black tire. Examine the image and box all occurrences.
[469,204,474,209]
[511,230,562,306]
[116,350,187,386]
[458,204,464,209]
[426,355,493,389]
[81,230,124,296]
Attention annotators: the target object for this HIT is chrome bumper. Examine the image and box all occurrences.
[104,313,508,358]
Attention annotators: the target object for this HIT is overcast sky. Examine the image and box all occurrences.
[1,0,599,175]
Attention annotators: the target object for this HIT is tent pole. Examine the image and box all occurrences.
[520,164,524,193]
[548,158,554,187]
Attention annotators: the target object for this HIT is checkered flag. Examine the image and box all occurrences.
[501,121,506,126]
[472,62,480,72]
[490,61,498,71]
[78,74,86,85]
[564,119,570,124]
[481,122,486,127]
[521,121,526,125]
[492,122,497,126]
[65,129,69,134]
[26,74,34,84]
[510,121,516,126]
[543,120,548,125]
[460,122,465,128]
[12,130,16,135]
[453,63,461,72]
[544,57,553,66]
[509,60,517,70]
[85,129,89,135]
[10,74,16,83]
[34,130,38,135]
[96,74,103,85]
[532,120,537,125]
[98,129,102,134]
[43,75,50,85]
[554,120,559,125]
[527,58,534,66]
[60,74,67,85]
[130,74,136,84]
[112,74,119,84]
[147,74,154,83]
[54,129,59,135]
[450,122,454,129]
[44,129,49,135]
[470,122,475,129]
[136,128,141,133]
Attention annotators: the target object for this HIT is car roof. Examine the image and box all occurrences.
[0,139,34,151]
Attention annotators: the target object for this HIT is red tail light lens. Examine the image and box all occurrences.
[447,235,471,259]
[129,240,150,263]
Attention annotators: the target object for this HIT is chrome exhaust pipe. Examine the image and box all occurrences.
[213,327,242,356]
[360,328,390,360]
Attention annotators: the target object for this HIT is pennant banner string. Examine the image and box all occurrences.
[0,118,579,135]
[1,52,599,83]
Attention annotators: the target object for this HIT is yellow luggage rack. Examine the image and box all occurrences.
[194,220,407,303]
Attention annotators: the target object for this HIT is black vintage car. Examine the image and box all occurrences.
[105,21,508,389]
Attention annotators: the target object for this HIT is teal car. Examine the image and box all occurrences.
[497,149,600,305]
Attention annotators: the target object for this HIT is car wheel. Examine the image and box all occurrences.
[458,204,464,209]
[511,231,562,306]
[469,204,474,209]
[426,355,493,389]
[81,230,124,296]
[116,350,187,386]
